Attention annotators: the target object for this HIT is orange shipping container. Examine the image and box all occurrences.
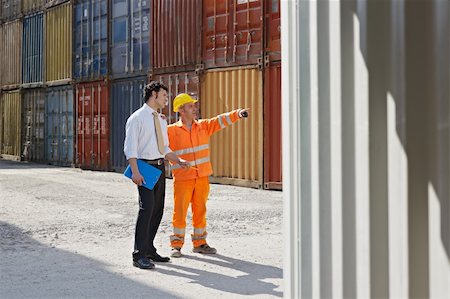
[76,81,110,170]
[201,67,263,188]
[264,62,281,189]
[203,0,263,69]
[45,2,72,85]
[152,71,201,125]
[0,20,22,89]
[0,90,22,159]
[151,0,202,74]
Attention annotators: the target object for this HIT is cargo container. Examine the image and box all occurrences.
[45,2,72,85]
[110,76,146,171]
[152,71,201,125]
[1,0,21,21]
[45,85,74,166]
[201,67,263,188]
[264,0,280,62]
[0,20,22,89]
[151,0,202,74]
[74,0,108,81]
[22,0,44,15]
[45,0,68,9]
[22,12,44,87]
[263,62,281,189]
[21,89,45,161]
[0,90,22,160]
[111,0,150,78]
[202,0,263,69]
[76,81,110,170]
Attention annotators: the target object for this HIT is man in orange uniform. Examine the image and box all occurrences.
[167,93,249,257]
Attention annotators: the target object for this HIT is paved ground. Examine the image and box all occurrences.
[0,159,283,299]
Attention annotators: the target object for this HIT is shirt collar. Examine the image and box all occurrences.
[175,119,198,129]
[143,103,157,115]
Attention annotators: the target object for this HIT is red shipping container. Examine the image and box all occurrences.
[265,0,280,62]
[264,62,281,189]
[203,0,263,69]
[152,71,201,125]
[151,0,202,74]
[76,81,110,170]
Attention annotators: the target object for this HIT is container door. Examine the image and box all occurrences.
[265,0,280,61]
[46,90,61,163]
[111,0,129,76]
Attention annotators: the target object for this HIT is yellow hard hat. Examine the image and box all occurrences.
[173,93,198,112]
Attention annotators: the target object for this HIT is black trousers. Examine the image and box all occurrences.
[132,163,165,261]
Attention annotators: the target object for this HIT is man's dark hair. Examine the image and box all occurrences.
[144,81,168,103]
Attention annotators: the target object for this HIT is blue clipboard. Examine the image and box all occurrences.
[124,160,163,190]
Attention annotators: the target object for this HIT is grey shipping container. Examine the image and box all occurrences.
[21,89,45,161]
[74,0,108,81]
[45,85,74,166]
[1,0,21,21]
[110,76,146,171]
[111,0,150,78]
[22,12,44,87]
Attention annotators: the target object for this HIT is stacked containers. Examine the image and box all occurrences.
[110,0,150,79]
[73,0,108,81]
[46,85,74,166]
[76,81,110,170]
[21,89,46,161]
[1,19,22,90]
[22,12,44,87]
[0,91,22,160]
[110,76,146,171]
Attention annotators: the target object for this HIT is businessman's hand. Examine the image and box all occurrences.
[132,172,146,186]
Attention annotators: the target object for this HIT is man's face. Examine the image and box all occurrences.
[154,89,168,109]
[180,102,198,119]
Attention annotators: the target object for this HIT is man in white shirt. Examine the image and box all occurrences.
[124,81,190,270]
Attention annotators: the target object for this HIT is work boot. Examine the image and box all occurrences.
[171,247,182,258]
[192,244,217,254]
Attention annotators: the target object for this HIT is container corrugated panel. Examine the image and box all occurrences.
[74,0,108,81]
[0,90,22,159]
[22,0,44,15]
[45,2,72,85]
[1,0,21,21]
[264,0,280,62]
[111,0,150,78]
[110,76,146,171]
[151,0,202,74]
[76,81,110,170]
[22,13,44,86]
[201,67,263,188]
[21,89,45,161]
[153,71,201,125]
[45,85,74,166]
[263,62,281,189]
[203,0,263,69]
[44,0,69,9]
[0,20,22,89]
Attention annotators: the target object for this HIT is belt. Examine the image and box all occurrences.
[141,158,165,166]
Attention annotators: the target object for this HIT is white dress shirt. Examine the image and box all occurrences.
[124,103,172,160]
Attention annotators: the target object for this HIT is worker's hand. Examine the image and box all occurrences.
[178,158,191,169]
[132,172,146,186]
[239,108,250,118]
[160,114,167,120]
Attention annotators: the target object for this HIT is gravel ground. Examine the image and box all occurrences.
[0,159,283,299]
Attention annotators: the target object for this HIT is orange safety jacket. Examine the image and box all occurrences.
[168,109,241,181]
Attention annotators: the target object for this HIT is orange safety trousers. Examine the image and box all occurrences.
[170,176,210,248]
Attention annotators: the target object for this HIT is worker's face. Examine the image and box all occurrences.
[180,102,198,119]
[153,89,168,109]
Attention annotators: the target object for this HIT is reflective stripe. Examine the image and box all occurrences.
[193,228,206,235]
[174,144,209,156]
[225,113,232,126]
[170,235,184,242]
[191,232,208,240]
[171,156,210,170]
[173,227,185,235]
[217,115,225,128]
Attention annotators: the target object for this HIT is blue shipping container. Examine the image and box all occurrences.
[110,76,146,171]
[74,0,108,81]
[111,0,150,78]
[45,85,74,166]
[22,13,44,86]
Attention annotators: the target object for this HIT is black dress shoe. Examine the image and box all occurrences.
[133,257,155,269]
[146,252,170,262]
